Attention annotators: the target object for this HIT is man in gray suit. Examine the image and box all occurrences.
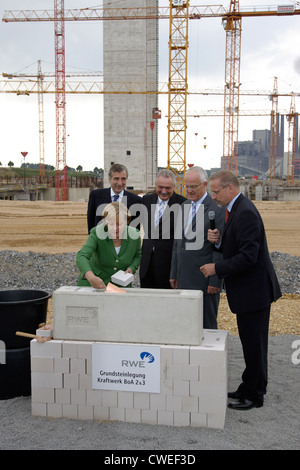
[170,166,224,329]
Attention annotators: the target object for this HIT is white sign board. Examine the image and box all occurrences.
[92,344,160,393]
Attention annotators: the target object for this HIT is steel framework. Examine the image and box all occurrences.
[167,0,189,192]
[270,77,278,181]
[286,94,297,185]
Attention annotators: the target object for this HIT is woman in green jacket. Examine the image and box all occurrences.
[76,202,141,289]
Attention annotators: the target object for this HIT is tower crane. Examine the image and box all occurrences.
[3,2,300,197]
[286,94,297,185]
[270,77,279,181]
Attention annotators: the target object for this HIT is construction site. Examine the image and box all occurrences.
[0,0,300,201]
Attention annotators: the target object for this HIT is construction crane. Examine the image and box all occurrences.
[270,77,279,181]
[2,64,102,180]
[286,93,297,185]
[3,2,300,196]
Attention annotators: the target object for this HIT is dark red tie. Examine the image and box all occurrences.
[225,209,229,223]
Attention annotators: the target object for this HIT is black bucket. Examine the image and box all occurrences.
[0,289,51,349]
[0,347,31,399]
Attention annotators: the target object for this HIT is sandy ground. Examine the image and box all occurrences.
[0,199,300,256]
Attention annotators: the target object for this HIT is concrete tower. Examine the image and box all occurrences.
[103,0,159,191]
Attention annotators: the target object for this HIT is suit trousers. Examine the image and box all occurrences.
[140,251,172,289]
[236,306,270,403]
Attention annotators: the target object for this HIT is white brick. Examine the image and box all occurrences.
[200,364,227,383]
[133,392,149,410]
[174,411,190,427]
[31,387,55,404]
[158,410,173,426]
[79,374,92,391]
[55,388,71,405]
[160,379,173,395]
[32,402,47,416]
[191,412,207,427]
[182,396,198,413]
[150,394,165,411]
[173,347,189,364]
[166,395,182,412]
[173,380,189,397]
[93,406,109,421]
[31,339,62,358]
[110,407,125,422]
[166,363,183,380]
[54,357,70,374]
[118,391,133,408]
[31,371,62,389]
[77,342,93,360]
[62,404,78,419]
[182,364,198,381]
[31,357,54,373]
[70,358,86,375]
[102,390,117,407]
[78,405,93,420]
[71,389,86,405]
[87,390,102,407]
[207,412,226,429]
[141,409,157,425]
[160,346,173,364]
[125,408,141,423]
[63,373,79,390]
[47,403,63,418]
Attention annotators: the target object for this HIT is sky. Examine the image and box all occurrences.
[0,0,300,172]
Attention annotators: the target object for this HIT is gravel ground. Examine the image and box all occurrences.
[0,249,299,295]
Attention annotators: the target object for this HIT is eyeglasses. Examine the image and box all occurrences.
[183,184,202,190]
[211,185,229,195]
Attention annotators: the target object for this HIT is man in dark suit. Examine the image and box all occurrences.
[139,168,186,289]
[87,163,141,233]
[170,166,224,329]
[200,170,282,410]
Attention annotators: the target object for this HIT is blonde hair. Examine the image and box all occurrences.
[102,202,131,224]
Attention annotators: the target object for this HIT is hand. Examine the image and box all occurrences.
[207,228,220,245]
[84,271,106,289]
[200,263,216,278]
[207,286,220,295]
[125,268,133,274]
[169,279,177,289]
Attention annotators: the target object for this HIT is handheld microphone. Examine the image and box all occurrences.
[208,211,215,230]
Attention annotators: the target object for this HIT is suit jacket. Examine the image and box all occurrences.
[87,187,142,233]
[215,193,282,314]
[139,191,186,282]
[76,225,141,287]
[170,193,224,293]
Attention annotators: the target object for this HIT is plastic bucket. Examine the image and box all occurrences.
[0,290,51,349]
[0,347,31,399]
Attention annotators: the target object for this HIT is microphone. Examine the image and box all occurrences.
[208,211,215,230]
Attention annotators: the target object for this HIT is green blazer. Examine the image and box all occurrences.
[76,224,141,287]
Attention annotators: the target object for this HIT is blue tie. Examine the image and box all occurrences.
[184,201,197,236]
[155,200,165,226]
[112,194,119,202]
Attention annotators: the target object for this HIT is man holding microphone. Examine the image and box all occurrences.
[200,170,281,410]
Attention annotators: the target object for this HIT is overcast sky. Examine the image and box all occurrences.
[0,0,300,172]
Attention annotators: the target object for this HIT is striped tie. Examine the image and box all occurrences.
[155,200,165,227]
[184,201,197,236]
